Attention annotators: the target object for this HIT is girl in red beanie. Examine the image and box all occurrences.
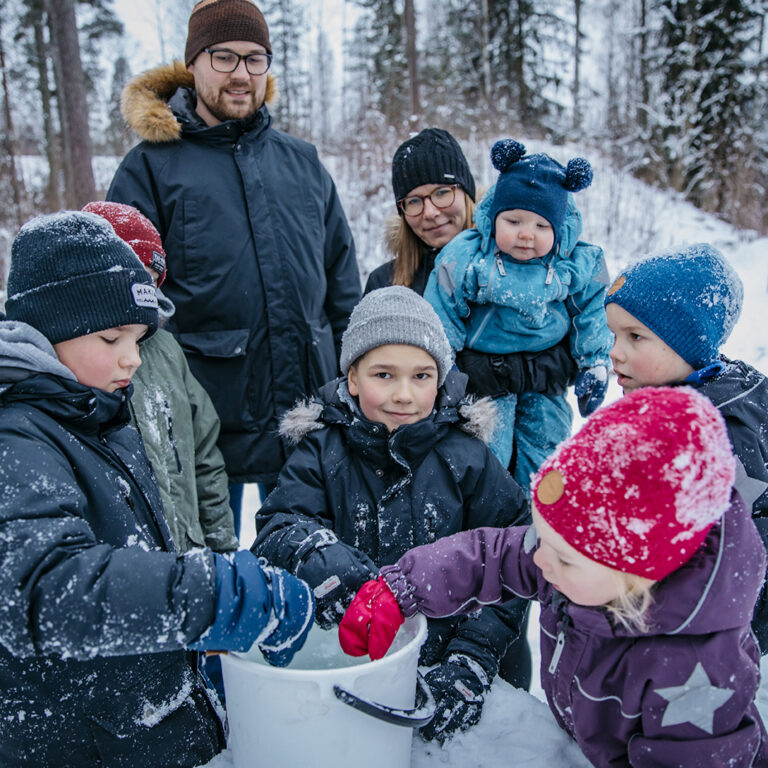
[340,386,767,765]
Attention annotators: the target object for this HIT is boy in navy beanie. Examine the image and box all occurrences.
[0,211,314,765]
[605,241,768,650]
[424,140,613,490]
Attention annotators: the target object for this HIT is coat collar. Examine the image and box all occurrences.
[279,369,497,450]
[3,373,132,436]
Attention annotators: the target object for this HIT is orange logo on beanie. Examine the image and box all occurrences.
[536,470,564,505]
[607,274,625,296]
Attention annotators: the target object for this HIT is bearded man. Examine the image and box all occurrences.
[108,0,361,532]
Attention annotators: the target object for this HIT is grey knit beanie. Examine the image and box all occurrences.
[340,286,454,386]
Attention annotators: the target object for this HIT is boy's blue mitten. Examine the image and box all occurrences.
[419,654,488,744]
[190,551,315,667]
[574,365,609,417]
[257,563,316,667]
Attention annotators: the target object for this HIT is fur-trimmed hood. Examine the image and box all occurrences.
[121,61,279,143]
[279,372,497,447]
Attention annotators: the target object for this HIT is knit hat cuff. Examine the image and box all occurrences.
[6,268,158,344]
[340,287,454,387]
[606,291,715,369]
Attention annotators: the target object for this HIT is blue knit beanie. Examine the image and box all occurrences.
[5,211,159,344]
[605,243,743,369]
[489,140,593,243]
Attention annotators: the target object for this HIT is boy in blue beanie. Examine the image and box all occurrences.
[424,139,613,489]
[605,241,768,649]
[0,211,314,766]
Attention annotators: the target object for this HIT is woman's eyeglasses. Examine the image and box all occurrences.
[398,185,457,217]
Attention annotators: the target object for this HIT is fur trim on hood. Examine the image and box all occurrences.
[278,393,497,446]
[279,400,325,445]
[121,61,279,143]
[457,396,496,444]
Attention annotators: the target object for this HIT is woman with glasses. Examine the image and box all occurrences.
[365,129,541,700]
[365,128,476,296]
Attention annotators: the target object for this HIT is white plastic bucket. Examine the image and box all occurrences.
[220,614,429,768]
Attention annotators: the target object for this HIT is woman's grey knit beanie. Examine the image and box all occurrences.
[340,286,454,386]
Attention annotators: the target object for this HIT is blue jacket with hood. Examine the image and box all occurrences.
[424,186,612,369]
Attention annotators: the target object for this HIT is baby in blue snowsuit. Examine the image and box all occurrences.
[424,140,613,488]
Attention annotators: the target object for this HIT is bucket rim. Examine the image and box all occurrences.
[222,613,428,678]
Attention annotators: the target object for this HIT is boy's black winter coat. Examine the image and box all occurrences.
[0,374,223,767]
[253,371,531,676]
[687,356,768,650]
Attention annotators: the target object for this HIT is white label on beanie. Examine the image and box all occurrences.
[131,283,159,308]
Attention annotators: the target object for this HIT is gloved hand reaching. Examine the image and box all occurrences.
[574,365,609,417]
[419,654,489,744]
[190,551,315,667]
[338,576,404,660]
[258,563,316,666]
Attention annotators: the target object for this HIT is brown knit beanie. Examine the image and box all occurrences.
[185,0,271,66]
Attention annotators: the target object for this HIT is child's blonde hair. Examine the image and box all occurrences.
[605,571,656,634]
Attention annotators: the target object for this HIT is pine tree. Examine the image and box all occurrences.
[647,0,766,226]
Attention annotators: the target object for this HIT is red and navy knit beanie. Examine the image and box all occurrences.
[489,139,592,242]
[531,386,735,581]
[605,243,743,370]
[83,201,167,286]
[5,211,158,344]
[185,0,271,66]
[392,128,476,209]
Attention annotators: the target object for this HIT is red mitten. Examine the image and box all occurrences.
[339,576,404,660]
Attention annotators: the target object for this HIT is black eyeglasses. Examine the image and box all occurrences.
[398,185,457,216]
[205,48,273,76]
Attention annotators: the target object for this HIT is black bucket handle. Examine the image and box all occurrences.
[333,671,435,728]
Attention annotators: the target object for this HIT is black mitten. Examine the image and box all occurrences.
[292,529,378,630]
[456,349,526,397]
[419,654,489,744]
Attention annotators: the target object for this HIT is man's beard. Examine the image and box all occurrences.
[199,81,260,123]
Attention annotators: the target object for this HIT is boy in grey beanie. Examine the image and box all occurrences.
[253,285,532,745]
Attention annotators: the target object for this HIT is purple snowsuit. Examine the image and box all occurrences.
[381,494,768,767]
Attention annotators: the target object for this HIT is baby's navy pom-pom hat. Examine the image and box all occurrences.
[489,139,593,242]
[5,211,158,344]
[531,386,735,581]
[605,243,743,370]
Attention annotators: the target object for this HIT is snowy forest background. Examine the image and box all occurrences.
[0,0,767,293]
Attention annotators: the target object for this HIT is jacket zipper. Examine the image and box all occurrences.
[164,400,183,473]
[548,612,571,674]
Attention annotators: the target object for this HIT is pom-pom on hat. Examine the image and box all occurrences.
[185,0,271,66]
[605,243,743,370]
[489,139,592,243]
[82,201,167,286]
[531,387,735,581]
[340,286,454,386]
[4,211,158,344]
[392,128,476,209]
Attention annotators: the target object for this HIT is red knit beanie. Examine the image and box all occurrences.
[185,0,272,66]
[531,387,735,581]
[82,202,167,287]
